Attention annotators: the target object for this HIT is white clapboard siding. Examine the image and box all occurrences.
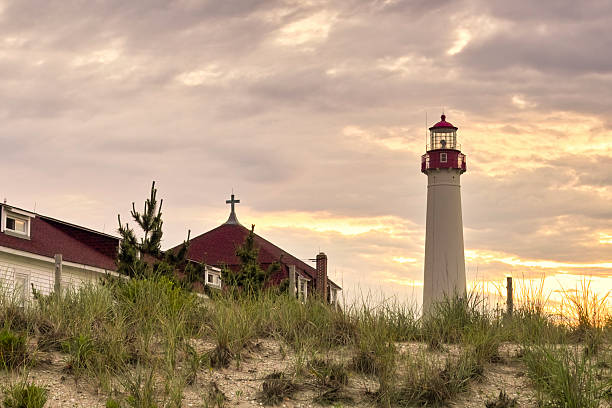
[0,251,104,301]
[61,267,100,291]
[0,256,53,301]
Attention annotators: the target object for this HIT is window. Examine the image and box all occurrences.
[2,209,31,239]
[207,274,214,284]
[331,289,338,304]
[430,129,457,150]
[14,273,29,307]
[6,216,27,233]
[440,153,448,163]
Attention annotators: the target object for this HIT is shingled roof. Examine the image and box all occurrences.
[171,222,341,289]
[0,204,119,271]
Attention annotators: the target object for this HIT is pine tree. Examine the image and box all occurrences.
[116,218,145,277]
[223,224,274,295]
[117,181,189,278]
[131,181,163,256]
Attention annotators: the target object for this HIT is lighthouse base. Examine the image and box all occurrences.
[423,168,466,315]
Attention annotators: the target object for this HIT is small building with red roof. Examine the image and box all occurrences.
[0,202,119,304]
[170,195,341,303]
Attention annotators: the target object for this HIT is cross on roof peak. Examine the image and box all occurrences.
[224,193,241,225]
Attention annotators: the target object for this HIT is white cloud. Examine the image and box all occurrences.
[72,48,121,66]
[511,94,536,109]
[275,11,337,47]
[447,13,505,56]
[176,65,225,86]
[448,28,471,55]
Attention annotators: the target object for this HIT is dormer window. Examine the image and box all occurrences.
[1,207,34,239]
[6,216,27,233]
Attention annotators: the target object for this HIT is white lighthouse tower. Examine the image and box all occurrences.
[421,114,467,314]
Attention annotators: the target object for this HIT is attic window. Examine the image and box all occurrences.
[2,209,32,239]
[6,217,27,233]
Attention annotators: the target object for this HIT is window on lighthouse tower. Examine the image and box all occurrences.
[431,129,457,150]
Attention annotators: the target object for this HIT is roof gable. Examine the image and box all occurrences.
[171,223,340,289]
[0,204,118,270]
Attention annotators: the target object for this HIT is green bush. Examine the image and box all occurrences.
[3,382,48,408]
[0,329,27,370]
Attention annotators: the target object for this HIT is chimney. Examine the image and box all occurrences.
[315,252,328,300]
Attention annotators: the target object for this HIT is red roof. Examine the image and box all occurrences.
[0,205,118,270]
[429,114,458,130]
[171,222,341,289]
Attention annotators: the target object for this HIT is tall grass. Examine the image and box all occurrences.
[501,277,569,344]
[420,293,486,344]
[394,350,483,406]
[561,279,610,332]
[0,328,28,370]
[0,275,610,407]
[523,345,603,408]
[2,380,48,408]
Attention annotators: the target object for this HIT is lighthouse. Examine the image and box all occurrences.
[421,114,467,314]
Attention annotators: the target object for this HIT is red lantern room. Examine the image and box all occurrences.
[421,114,466,173]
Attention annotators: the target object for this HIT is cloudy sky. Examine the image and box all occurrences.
[1,0,611,306]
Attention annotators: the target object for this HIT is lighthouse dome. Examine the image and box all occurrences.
[429,114,458,130]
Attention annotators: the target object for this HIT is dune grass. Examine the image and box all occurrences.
[2,380,48,408]
[523,345,604,408]
[0,275,610,407]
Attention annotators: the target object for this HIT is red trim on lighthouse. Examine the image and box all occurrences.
[422,150,466,173]
[429,114,458,130]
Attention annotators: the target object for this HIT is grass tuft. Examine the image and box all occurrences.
[0,328,28,370]
[259,372,298,405]
[395,350,483,406]
[202,381,226,408]
[485,390,518,408]
[313,388,354,406]
[523,345,601,408]
[308,358,349,388]
[207,345,232,369]
[421,294,484,344]
[2,381,48,408]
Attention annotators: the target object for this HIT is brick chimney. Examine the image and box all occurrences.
[315,252,328,300]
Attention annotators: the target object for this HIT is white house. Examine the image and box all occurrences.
[0,203,120,304]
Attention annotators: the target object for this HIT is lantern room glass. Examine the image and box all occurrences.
[430,128,457,150]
